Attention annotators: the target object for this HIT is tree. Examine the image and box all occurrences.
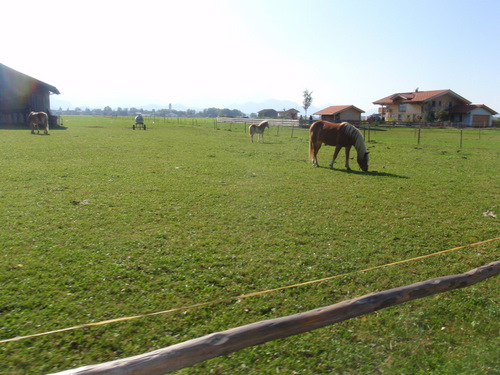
[303,89,313,119]
[103,106,113,116]
[434,108,449,122]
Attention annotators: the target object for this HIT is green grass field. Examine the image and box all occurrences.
[1,117,499,374]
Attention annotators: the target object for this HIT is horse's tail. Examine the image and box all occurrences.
[44,113,49,134]
[309,121,322,163]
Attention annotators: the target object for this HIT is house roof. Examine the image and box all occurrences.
[448,104,498,115]
[0,63,60,95]
[373,89,470,105]
[313,105,364,115]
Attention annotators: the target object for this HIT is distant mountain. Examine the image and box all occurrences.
[138,103,195,111]
[228,99,298,115]
[364,107,381,116]
[50,97,73,110]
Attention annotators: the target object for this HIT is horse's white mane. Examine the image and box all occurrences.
[341,122,367,154]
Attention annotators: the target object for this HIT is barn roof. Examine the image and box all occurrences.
[0,63,60,96]
[313,105,364,115]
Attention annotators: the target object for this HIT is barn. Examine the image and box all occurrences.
[258,109,278,118]
[313,105,364,123]
[0,63,60,126]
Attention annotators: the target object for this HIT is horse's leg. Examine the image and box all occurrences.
[312,142,321,167]
[250,132,253,143]
[344,145,352,170]
[329,146,343,169]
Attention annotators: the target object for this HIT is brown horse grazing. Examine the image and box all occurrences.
[309,120,369,171]
[249,120,269,143]
[28,111,49,134]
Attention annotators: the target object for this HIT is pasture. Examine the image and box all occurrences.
[1,117,499,374]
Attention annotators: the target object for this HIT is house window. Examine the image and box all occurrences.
[432,101,436,107]
[438,101,441,107]
[448,101,453,109]
[399,103,407,112]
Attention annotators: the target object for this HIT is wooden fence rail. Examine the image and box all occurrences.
[216,117,300,127]
[51,261,499,375]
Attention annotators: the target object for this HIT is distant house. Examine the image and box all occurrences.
[278,108,299,120]
[313,105,364,123]
[258,109,278,118]
[0,63,60,126]
[373,89,497,126]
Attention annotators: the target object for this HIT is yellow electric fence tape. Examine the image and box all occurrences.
[1,237,498,344]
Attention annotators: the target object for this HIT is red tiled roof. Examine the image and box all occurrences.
[373,89,470,105]
[313,105,364,115]
[449,104,498,115]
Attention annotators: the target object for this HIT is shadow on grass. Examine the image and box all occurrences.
[0,124,68,131]
[366,170,409,179]
[317,166,409,179]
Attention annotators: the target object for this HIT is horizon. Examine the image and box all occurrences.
[3,0,500,116]
[49,97,335,117]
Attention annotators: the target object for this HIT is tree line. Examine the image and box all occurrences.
[53,89,315,119]
[52,106,251,118]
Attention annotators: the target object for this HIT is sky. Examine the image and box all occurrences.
[3,0,500,115]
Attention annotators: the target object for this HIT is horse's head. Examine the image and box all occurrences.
[357,151,369,172]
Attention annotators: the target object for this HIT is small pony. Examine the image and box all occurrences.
[249,120,269,143]
[309,120,369,171]
[28,111,49,135]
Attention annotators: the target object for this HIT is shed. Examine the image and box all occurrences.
[258,109,278,118]
[448,104,498,127]
[0,63,60,126]
[313,105,364,123]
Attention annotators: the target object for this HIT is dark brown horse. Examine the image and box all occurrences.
[309,121,369,171]
[28,111,49,135]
